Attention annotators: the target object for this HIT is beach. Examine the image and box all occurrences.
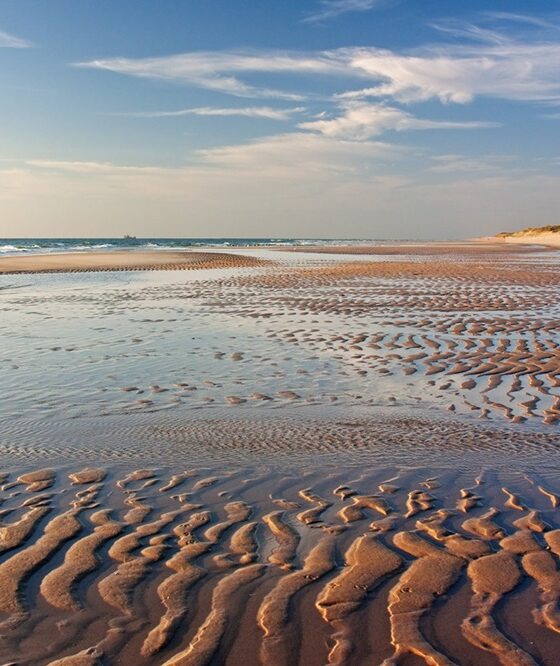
[0,250,268,273]
[1,240,559,665]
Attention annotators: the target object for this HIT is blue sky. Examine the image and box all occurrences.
[1,0,560,238]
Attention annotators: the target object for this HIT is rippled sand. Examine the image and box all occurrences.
[0,244,559,664]
[0,250,268,274]
[1,457,559,665]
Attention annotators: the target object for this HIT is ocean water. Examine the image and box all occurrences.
[0,237,402,255]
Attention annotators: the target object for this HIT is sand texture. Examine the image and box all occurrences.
[0,464,557,664]
[0,250,268,274]
[1,242,560,663]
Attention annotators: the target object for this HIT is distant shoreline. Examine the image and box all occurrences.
[0,237,525,258]
[0,240,553,274]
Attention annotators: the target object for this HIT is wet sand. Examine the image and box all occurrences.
[277,241,547,255]
[1,453,559,665]
[1,244,560,664]
[0,250,268,274]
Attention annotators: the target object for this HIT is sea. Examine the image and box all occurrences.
[0,237,411,256]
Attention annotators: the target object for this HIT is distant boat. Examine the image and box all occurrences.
[123,234,137,240]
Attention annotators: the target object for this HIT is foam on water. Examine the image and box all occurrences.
[0,237,425,256]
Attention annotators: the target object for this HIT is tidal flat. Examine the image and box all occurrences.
[0,242,559,665]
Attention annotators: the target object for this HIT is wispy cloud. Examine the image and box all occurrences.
[299,103,498,139]
[110,106,305,121]
[0,28,33,48]
[24,131,402,185]
[75,51,340,100]
[303,0,382,24]
[337,37,560,104]
[196,132,399,177]
[429,154,515,174]
[77,19,560,105]
[26,160,170,175]
[482,12,560,31]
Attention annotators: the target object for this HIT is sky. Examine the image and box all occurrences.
[1,0,560,239]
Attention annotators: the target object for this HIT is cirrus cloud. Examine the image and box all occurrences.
[303,0,384,24]
[77,19,560,105]
[109,106,305,121]
[0,28,33,48]
[298,103,499,139]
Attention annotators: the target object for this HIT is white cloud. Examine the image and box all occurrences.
[26,160,170,175]
[78,26,560,105]
[479,12,560,32]
[337,39,560,104]
[0,28,32,48]
[304,0,382,24]
[195,132,398,177]
[299,102,498,139]
[111,106,305,121]
[23,132,399,186]
[75,51,346,100]
[76,50,341,100]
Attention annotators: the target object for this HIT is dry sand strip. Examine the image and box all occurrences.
[0,250,268,274]
[495,234,560,249]
[487,225,560,249]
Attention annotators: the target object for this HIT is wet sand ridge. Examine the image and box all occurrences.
[0,460,559,665]
[0,250,268,274]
